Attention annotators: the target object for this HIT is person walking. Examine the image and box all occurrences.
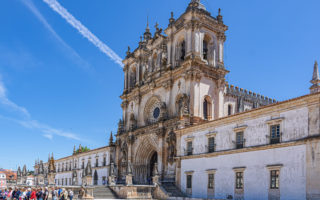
[58,189,64,200]
[68,190,73,200]
[37,188,44,200]
[78,188,84,200]
[43,188,48,200]
[12,188,19,200]
[20,188,27,200]
[51,188,57,200]
[63,190,68,200]
[29,189,36,200]
[26,189,31,200]
[6,188,12,200]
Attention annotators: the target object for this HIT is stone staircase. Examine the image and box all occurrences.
[162,182,187,198]
[93,186,118,199]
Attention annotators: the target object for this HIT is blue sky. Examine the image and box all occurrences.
[0,0,319,170]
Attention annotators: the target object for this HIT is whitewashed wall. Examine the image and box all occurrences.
[54,149,111,186]
[180,107,309,155]
[179,106,309,199]
[181,145,306,200]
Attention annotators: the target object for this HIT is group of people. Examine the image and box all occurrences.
[0,187,76,200]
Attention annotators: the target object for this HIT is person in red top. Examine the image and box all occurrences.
[30,188,37,200]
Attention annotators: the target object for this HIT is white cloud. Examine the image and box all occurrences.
[0,76,82,141]
[0,76,30,118]
[20,0,90,70]
[43,134,53,140]
[42,0,124,68]
[18,119,81,141]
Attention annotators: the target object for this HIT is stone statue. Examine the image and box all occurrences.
[160,102,168,120]
[129,113,137,131]
[166,130,177,164]
[177,94,190,118]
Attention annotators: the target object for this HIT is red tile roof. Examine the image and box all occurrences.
[0,169,17,181]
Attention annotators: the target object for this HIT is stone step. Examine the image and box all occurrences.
[93,186,118,199]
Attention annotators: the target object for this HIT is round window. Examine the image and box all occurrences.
[153,107,160,119]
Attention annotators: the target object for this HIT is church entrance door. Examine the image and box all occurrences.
[148,152,158,184]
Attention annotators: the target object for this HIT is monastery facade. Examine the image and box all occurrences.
[32,0,320,199]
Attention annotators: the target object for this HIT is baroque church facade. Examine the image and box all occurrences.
[33,0,320,199]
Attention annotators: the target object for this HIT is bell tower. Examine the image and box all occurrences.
[117,0,229,184]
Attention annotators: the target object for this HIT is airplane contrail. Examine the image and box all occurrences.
[42,0,124,68]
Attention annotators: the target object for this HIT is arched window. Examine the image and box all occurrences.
[203,40,208,60]
[180,40,185,61]
[129,66,136,88]
[203,99,208,120]
[203,96,212,120]
[228,104,232,116]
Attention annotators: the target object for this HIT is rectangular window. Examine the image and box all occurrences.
[187,174,192,189]
[270,125,280,144]
[208,137,215,153]
[208,174,214,189]
[236,132,244,149]
[82,162,84,169]
[236,172,243,189]
[228,105,232,116]
[270,170,280,189]
[103,157,106,166]
[187,141,193,156]
[96,158,99,167]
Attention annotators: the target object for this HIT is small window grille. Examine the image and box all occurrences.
[208,174,214,189]
[270,124,280,144]
[270,170,280,189]
[208,137,215,153]
[236,172,243,189]
[187,141,193,156]
[236,132,244,149]
[187,174,192,189]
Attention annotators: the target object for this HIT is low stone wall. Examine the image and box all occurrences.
[110,185,154,199]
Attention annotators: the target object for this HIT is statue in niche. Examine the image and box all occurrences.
[129,113,137,131]
[161,44,168,68]
[177,94,190,118]
[166,130,176,164]
[160,102,168,120]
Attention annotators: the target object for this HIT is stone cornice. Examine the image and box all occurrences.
[178,135,320,160]
[54,146,114,163]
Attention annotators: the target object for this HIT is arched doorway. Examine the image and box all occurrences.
[133,137,159,184]
[148,152,158,184]
[93,170,98,185]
